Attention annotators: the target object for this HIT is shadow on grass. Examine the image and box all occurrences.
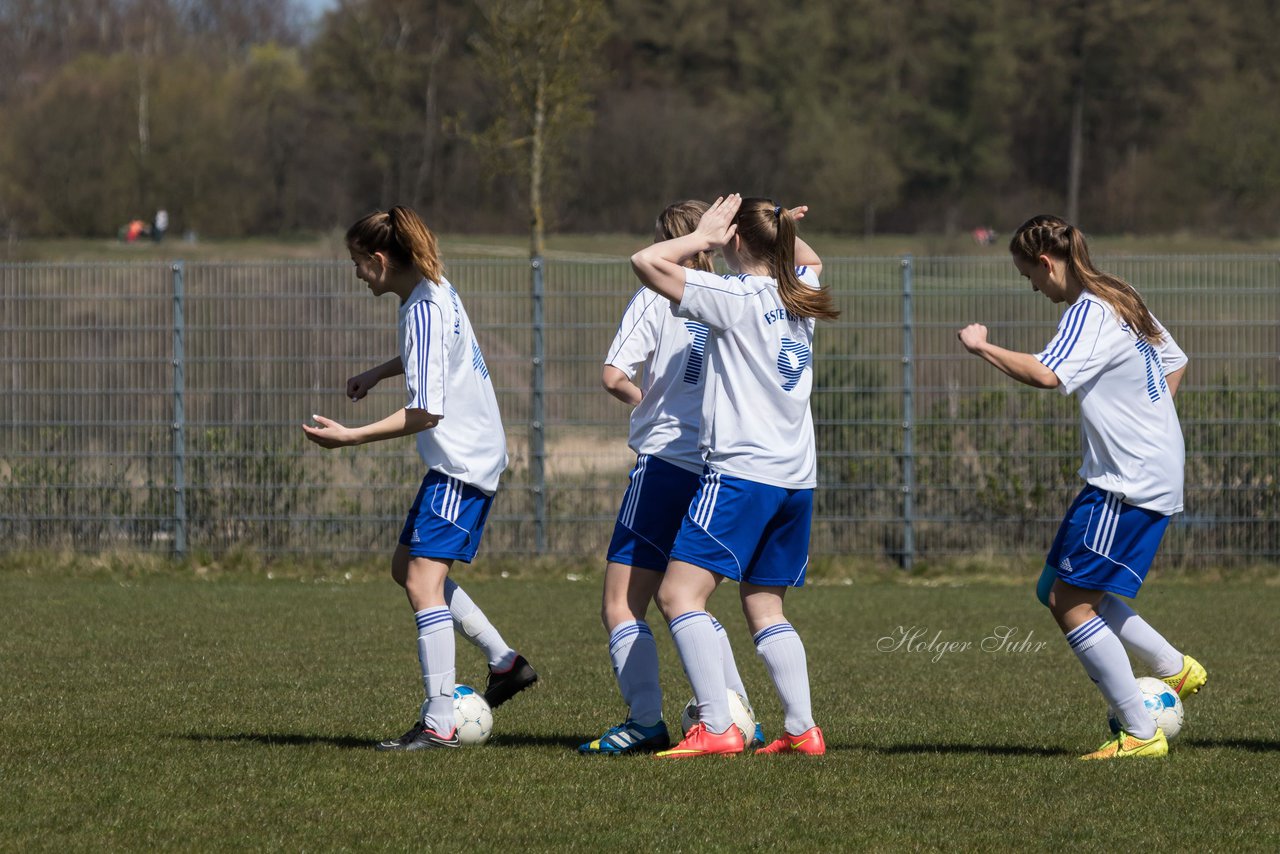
[181,733,374,749]
[1182,737,1280,753]
[855,742,1074,757]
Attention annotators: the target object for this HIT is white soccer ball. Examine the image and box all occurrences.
[1108,676,1184,740]
[452,685,493,746]
[680,690,758,747]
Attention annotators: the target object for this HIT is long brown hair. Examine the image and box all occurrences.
[1009,215,1162,342]
[657,199,714,273]
[345,205,443,284]
[734,197,839,321]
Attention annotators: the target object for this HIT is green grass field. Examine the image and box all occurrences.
[3,569,1278,851]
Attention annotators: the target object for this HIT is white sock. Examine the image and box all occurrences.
[753,622,815,736]
[609,620,662,726]
[445,578,517,671]
[1097,594,1184,676]
[668,611,732,734]
[710,615,751,710]
[1066,616,1155,739]
[414,606,456,735]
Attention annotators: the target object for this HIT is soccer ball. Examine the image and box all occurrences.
[1108,676,1183,740]
[680,690,758,747]
[452,685,493,746]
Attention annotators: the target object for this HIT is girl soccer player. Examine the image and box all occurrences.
[630,194,838,759]
[958,214,1206,760]
[579,200,760,756]
[304,206,536,750]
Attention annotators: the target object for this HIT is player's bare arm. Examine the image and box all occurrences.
[631,194,741,303]
[602,365,643,406]
[347,357,404,401]
[957,323,1060,389]
[303,407,439,449]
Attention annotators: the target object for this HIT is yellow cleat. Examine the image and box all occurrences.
[1080,729,1168,760]
[1160,654,1207,701]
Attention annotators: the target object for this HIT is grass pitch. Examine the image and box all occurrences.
[2,570,1277,851]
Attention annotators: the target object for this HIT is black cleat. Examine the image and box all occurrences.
[375,721,461,751]
[484,654,539,709]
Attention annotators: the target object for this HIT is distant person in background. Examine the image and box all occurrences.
[153,209,169,243]
[958,214,1206,761]
[124,219,147,243]
[303,205,538,750]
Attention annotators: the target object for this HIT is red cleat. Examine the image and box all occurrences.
[755,725,826,755]
[654,722,744,759]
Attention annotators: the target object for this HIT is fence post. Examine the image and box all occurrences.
[171,261,188,556]
[530,255,547,553]
[900,255,915,570]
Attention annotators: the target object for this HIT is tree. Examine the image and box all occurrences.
[472,0,609,255]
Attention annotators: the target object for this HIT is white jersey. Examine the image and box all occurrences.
[399,278,508,494]
[1036,291,1187,514]
[676,267,822,489]
[604,288,708,473]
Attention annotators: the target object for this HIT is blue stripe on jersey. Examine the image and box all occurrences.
[777,338,811,391]
[795,266,808,276]
[682,322,709,384]
[1133,338,1167,403]
[407,302,433,410]
[1042,301,1091,370]
[471,339,490,379]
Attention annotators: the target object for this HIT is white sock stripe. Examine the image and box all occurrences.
[415,607,452,631]
[753,622,796,645]
[1067,616,1107,649]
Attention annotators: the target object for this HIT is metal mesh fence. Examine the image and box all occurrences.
[2,256,1276,567]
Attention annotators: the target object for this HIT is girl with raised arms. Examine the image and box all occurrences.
[579,200,761,756]
[958,214,1206,760]
[630,193,839,759]
[304,205,537,750]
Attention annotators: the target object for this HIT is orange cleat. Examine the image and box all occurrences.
[654,722,744,759]
[755,725,826,756]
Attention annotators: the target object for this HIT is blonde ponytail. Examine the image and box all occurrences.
[735,198,839,321]
[345,205,444,284]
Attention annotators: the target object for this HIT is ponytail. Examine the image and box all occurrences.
[735,198,839,321]
[345,205,444,284]
[1010,215,1162,343]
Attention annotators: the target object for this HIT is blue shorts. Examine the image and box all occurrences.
[1047,485,1171,598]
[606,455,702,572]
[399,471,494,562]
[670,471,812,588]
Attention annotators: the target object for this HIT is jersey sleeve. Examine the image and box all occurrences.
[1036,298,1107,395]
[605,289,663,379]
[1151,317,1188,375]
[676,269,751,332]
[402,300,447,415]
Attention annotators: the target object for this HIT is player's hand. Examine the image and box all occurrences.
[346,370,379,401]
[957,323,989,353]
[694,194,741,248]
[786,205,809,221]
[302,414,358,449]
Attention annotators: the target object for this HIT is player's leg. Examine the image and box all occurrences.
[1095,594,1205,696]
[708,611,762,745]
[379,548,460,750]
[441,577,539,707]
[742,584,825,755]
[579,562,669,754]
[653,560,743,757]
[1050,580,1165,758]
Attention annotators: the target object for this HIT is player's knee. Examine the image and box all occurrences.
[1035,564,1056,608]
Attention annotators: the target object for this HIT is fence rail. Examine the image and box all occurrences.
[2,256,1277,568]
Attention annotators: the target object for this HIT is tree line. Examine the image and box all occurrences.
[1,0,1277,240]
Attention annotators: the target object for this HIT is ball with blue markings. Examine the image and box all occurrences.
[1107,676,1183,740]
[451,685,493,746]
